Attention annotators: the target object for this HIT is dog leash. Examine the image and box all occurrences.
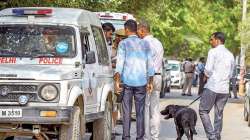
[187,95,201,107]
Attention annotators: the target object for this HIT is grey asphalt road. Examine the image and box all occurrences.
[13,87,250,140]
[114,87,250,140]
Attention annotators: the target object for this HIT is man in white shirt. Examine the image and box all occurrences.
[137,21,164,140]
[199,32,234,140]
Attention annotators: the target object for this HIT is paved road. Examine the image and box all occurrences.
[13,87,250,140]
[114,87,250,140]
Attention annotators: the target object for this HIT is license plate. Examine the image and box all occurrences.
[0,109,22,118]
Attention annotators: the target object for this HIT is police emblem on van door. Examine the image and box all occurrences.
[0,86,9,96]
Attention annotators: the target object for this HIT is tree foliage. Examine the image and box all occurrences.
[0,0,242,60]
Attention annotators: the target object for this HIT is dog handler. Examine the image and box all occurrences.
[137,20,164,140]
[199,32,234,140]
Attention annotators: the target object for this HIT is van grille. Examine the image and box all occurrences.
[0,85,38,93]
[0,84,38,102]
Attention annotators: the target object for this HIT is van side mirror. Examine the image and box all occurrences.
[86,51,96,64]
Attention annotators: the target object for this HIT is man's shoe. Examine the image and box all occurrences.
[187,94,192,96]
[116,119,123,125]
[181,93,186,96]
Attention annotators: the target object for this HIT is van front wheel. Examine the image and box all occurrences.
[59,106,83,140]
[93,101,112,140]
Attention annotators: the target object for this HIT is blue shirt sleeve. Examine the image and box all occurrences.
[115,41,125,74]
[146,42,155,77]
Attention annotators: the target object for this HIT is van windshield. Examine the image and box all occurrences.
[169,63,180,71]
[0,25,76,58]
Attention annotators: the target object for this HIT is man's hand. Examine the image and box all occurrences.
[114,81,122,94]
[114,72,122,94]
[146,76,154,94]
[146,83,153,94]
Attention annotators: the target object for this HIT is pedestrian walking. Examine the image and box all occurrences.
[137,20,164,140]
[199,32,234,140]
[182,58,195,96]
[114,19,154,140]
[197,57,206,95]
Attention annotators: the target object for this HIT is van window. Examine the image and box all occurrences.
[80,33,90,58]
[91,26,109,65]
[0,25,76,58]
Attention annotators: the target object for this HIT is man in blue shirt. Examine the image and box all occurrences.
[197,57,206,95]
[114,19,154,140]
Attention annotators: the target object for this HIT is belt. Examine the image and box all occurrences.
[185,72,193,74]
[154,73,161,75]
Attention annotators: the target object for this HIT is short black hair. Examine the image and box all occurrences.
[102,22,115,32]
[199,57,205,62]
[124,19,137,33]
[212,32,226,44]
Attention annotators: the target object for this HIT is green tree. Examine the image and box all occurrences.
[0,0,242,60]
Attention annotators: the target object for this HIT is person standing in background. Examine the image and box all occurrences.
[182,58,195,96]
[114,19,154,140]
[137,20,164,140]
[102,22,115,56]
[197,57,206,95]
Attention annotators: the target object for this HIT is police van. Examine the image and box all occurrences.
[95,11,135,30]
[0,7,114,140]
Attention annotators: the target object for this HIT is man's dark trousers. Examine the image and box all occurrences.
[199,89,229,140]
[122,84,146,140]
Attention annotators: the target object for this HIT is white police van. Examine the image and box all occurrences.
[95,11,135,30]
[0,7,114,140]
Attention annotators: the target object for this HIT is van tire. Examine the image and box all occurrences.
[59,106,83,140]
[93,101,112,140]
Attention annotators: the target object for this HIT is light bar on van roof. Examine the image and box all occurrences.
[12,8,52,16]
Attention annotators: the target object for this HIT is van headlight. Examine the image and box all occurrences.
[39,84,58,101]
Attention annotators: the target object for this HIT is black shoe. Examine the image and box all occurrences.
[131,117,136,121]
[187,94,192,96]
[116,119,123,125]
[181,93,186,96]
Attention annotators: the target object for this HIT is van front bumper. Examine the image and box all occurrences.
[0,106,73,125]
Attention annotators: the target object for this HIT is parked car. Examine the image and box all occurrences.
[229,65,240,94]
[160,59,171,98]
[0,7,114,140]
[168,60,185,89]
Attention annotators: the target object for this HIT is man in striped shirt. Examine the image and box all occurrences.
[138,20,164,140]
[114,19,154,140]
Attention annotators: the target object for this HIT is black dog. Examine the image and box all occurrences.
[161,105,197,140]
